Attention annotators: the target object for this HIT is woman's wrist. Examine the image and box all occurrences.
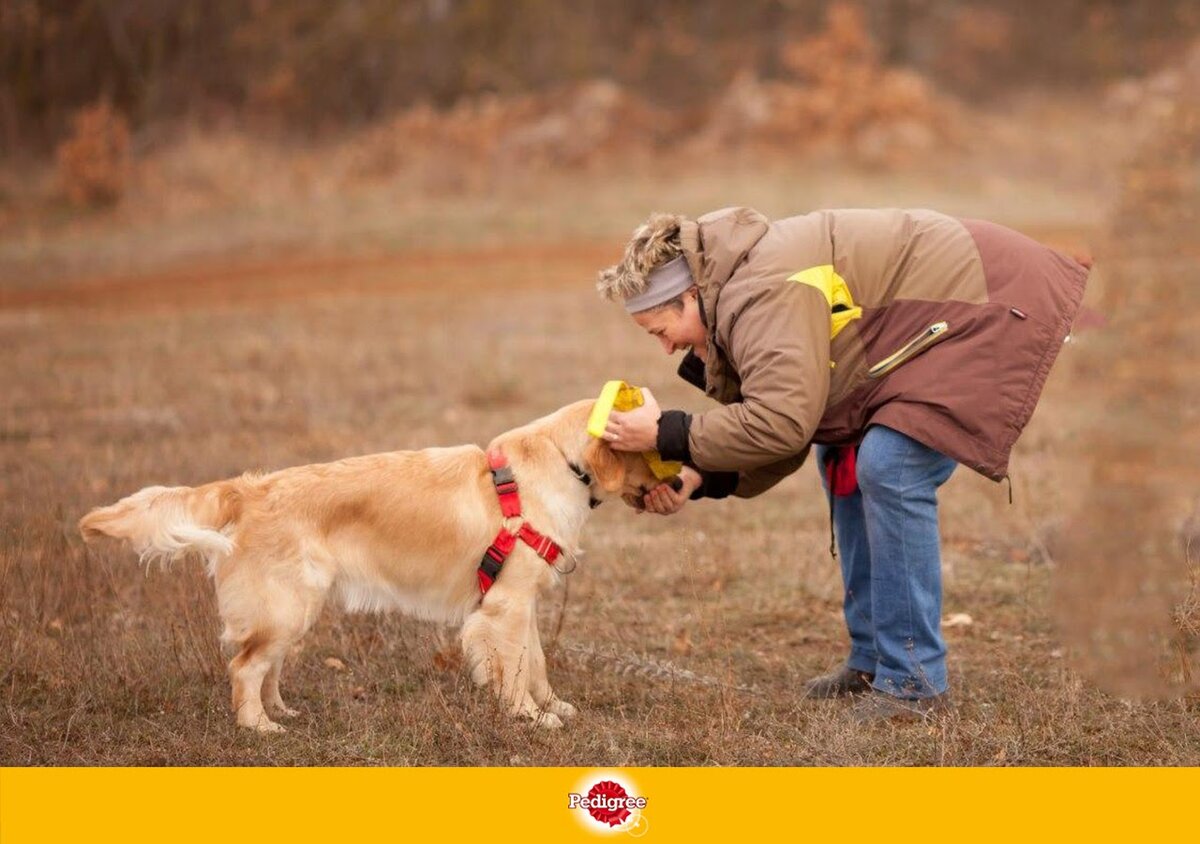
[687,467,739,500]
[656,410,692,462]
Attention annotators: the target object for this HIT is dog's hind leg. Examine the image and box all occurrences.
[526,609,577,722]
[244,586,325,726]
[229,633,287,733]
[263,653,299,719]
[219,555,325,732]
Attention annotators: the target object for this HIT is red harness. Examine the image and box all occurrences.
[476,448,564,594]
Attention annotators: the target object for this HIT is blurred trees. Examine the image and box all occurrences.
[2,0,1196,155]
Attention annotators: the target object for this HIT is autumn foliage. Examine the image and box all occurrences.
[54,102,130,208]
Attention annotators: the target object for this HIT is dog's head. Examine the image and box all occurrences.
[535,398,676,512]
[582,436,665,511]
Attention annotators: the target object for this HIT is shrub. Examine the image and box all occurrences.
[55,101,131,208]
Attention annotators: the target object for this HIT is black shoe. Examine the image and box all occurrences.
[848,689,954,724]
[803,665,875,699]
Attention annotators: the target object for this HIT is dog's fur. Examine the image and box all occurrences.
[78,399,657,732]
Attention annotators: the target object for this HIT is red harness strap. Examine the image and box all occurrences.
[489,448,521,518]
[477,448,564,594]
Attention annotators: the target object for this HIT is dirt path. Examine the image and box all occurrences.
[0,225,1094,314]
[0,241,618,313]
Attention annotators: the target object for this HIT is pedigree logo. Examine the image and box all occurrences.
[567,774,649,836]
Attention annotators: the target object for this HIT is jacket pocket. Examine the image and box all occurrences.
[867,321,950,379]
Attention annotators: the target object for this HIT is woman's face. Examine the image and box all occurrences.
[631,288,708,361]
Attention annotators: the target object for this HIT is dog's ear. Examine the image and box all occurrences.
[583,437,627,493]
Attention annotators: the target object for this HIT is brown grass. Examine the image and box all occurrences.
[2,225,1198,766]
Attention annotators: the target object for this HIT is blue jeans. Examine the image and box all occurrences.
[815,425,957,699]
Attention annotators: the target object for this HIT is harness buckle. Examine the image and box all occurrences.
[490,465,516,487]
[494,480,519,496]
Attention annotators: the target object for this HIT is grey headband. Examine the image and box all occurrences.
[623,256,694,313]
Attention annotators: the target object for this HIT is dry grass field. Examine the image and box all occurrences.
[3,198,1198,765]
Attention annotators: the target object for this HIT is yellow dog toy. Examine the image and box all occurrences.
[587,381,683,482]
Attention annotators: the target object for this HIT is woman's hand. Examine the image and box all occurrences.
[603,388,662,453]
[641,465,703,516]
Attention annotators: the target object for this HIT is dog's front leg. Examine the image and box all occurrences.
[461,589,562,729]
[526,607,577,722]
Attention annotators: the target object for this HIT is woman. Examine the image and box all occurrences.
[596,206,1089,722]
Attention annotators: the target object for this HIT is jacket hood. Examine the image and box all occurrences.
[680,206,771,320]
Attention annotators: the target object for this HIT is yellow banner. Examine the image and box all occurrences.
[1,767,1196,842]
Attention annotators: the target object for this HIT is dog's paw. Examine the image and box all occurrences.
[237,710,287,733]
[546,698,578,720]
[535,711,564,730]
[244,717,287,734]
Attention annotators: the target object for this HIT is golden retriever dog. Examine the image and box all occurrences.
[78,399,657,732]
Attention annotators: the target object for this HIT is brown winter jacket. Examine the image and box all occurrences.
[656,207,1090,498]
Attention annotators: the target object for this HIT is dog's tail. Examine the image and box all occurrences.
[79,480,244,570]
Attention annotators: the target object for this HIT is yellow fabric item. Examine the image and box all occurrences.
[787,265,862,339]
[587,380,684,481]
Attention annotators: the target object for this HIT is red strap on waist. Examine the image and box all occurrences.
[826,445,859,497]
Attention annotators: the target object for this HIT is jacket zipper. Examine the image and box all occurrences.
[867,321,950,379]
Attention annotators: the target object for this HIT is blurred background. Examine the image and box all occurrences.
[2,0,1198,280]
[1,1,1198,763]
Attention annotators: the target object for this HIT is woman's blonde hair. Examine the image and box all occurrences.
[595,212,686,301]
